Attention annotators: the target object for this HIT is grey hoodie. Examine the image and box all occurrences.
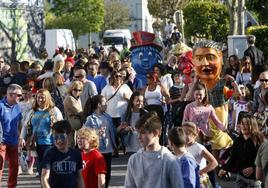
[125,146,184,188]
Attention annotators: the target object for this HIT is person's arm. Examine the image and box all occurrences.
[210,106,227,132]
[255,166,263,181]
[124,158,137,188]
[98,173,105,188]
[41,168,51,188]
[255,144,264,181]
[160,84,170,103]
[200,148,218,175]
[231,109,237,131]
[179,84,189,101]
[0,121,3,145]
[182,104,190,122]
[224,74,242,97]
[77,169,85,188]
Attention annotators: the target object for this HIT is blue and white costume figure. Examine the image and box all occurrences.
[130,31,163,86]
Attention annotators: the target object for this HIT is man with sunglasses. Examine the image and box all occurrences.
[86,60,107,94]
[0,84,23,188]
[74,68,97,108]
[41,120,84,188]
[253,71,268,115]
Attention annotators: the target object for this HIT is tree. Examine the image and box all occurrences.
[0,8,28,62]
[183,1,229,42]
[103,0,130,30]
[147,0,180,20]
[45,0,104,39]
[246,0,268,25]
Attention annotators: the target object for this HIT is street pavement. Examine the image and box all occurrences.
[1,153,234,188]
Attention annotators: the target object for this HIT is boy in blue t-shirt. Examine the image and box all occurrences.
[168,126,200,188]
[41,120,85,188]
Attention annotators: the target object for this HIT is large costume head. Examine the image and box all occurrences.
[130,31,162,86]
[178,51,193,84]
[192,40,223,82]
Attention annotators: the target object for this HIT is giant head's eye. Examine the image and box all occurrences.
[139,52,143,59]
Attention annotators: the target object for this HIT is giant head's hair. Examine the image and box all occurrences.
[193,40,223,54]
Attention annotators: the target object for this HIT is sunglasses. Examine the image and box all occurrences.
[260,79,268,82]
[73,89,82,92]
[88,68,94,71]
[74,75,83,79]
[9,93,22,98]
[54,133,68,142]
[115,75,122,78]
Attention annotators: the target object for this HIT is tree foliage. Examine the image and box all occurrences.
[246,0,268,25]
[103,0,130,30]
[183,1,229,42]
[45,0,104,39]
[147,0,222,20]
[147,0,181,20]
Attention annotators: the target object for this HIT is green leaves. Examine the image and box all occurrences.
[103,0,130,30]
[183,1,229,42]
[45,0,104,39]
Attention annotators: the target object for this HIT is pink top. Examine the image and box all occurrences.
[183,101,226,136]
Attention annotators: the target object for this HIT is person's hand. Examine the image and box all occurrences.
[242,167,254,177]
[224,74,235,82]
[218,169,226,177]
[19,138,25,148]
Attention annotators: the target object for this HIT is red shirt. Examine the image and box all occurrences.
[82,149,107,188]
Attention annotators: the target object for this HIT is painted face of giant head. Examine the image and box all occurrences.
[193,48,222,81]
[131,46,162,86]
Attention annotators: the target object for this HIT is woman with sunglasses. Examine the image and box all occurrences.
[236,56,252,86]
[63,81,84,148]
[142,72,170,122]
[101,71,132,152]
[218,112,264,188]
[20,89,63,177]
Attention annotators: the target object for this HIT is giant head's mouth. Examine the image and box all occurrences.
[201,67,213,74]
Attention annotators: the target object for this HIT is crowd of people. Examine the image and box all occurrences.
[0,32,268,188]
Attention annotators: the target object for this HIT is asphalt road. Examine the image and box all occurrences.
[1,154,234,188]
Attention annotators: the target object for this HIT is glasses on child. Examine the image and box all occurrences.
[54,133,68,142]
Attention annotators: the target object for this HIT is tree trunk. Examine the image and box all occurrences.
[226,0,238,35]
[238,0,245,35]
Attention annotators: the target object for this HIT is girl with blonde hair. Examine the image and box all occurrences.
[20,89,63,176]
[77,127,106,188]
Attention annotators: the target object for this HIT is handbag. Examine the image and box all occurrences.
[69,115,83,130]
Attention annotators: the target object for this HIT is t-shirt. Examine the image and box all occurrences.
[101,84,132,118]
[42,147,83,188]
[187,142,207,170]
[125,112,141,153]
[0,97,22,145]
[177,152,200,188]
[82,149,107,188]
[255,141,268,188]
